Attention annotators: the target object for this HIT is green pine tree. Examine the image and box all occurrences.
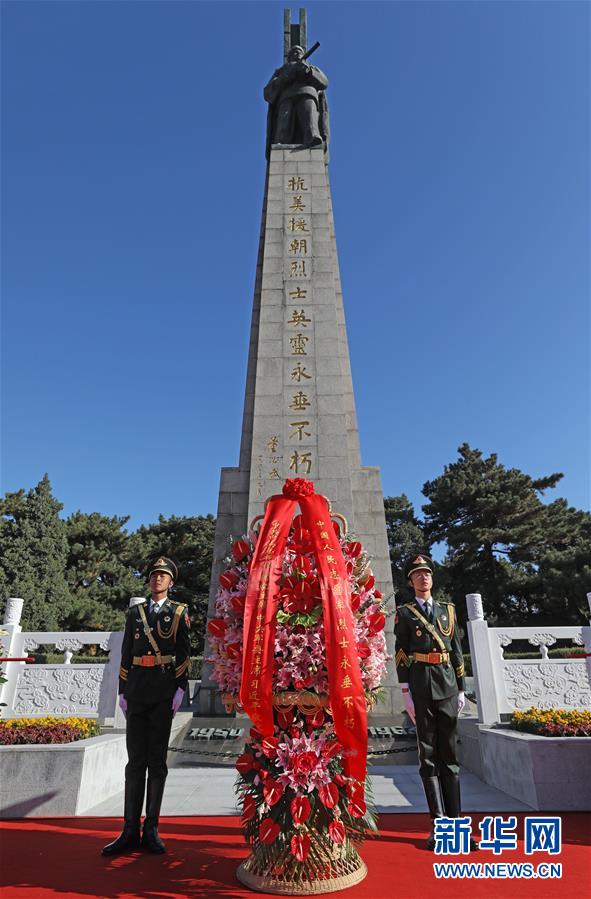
[422,444,590,625]
[127,514,216,653]
[64,511,143,631]
[0,475,73,630]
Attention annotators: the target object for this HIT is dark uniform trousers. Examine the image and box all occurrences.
[395,598,466,822]
[126,697,174,784]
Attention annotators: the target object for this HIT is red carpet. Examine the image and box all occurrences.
[0,813,589,898]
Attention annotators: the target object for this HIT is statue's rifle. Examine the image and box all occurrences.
[302,41,320,61]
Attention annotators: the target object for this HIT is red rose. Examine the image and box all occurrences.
[219,569,239,590]
[290,795,311,825]
[260,818,280,844]
[374,590,382,599]
[293,751,318,776]
[232,540,250,562]
[318,782,339,808]
[282,478,315,499]
[347,541,362,558]
[291,832,311,861]
[334,774,346,786]
[263,778,283,806]
[361,574,375,592]
[207,618,226,638]
[328,820,346,844]
[242,794,256,821]
[235,753,253,775]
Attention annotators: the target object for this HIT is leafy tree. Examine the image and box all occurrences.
[422,444,590,626]
[127,514,216,652]
[0,475,73,630]
[64,511,142,631]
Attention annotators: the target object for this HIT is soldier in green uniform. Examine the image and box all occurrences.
[395,553,478,851]
[102,556,191,856]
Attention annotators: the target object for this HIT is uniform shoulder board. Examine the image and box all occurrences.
[170,600,187,610]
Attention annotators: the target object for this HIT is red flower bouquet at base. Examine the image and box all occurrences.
[208,481,390,892]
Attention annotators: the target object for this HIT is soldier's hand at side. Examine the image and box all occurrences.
[402,689,416,724]
[118,694,127,719]
[457,691,466,715]
[172,687,185,717]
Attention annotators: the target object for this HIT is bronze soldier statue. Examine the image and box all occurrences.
[264,44,329,155]
[395,554,479,852]
[102,556,190,856]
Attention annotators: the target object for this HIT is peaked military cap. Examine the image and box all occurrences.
[404,553,434,580]
[147,556,178,583]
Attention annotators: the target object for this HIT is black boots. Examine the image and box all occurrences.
[440,773,461,818]
[101,777,144,856]
[441,774,479,851]
[141,777,167,853]
[422,776,445,851]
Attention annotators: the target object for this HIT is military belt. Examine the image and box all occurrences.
[133,655,173,668]
[413,651,450,665]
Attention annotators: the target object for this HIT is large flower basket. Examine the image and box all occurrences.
[207,479,390,895]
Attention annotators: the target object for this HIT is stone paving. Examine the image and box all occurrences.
[86,764,531,817]
[86,709,532,817]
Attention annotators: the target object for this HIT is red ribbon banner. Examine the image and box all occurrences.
[240,482,368,789]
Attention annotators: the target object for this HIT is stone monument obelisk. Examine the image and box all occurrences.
[200,9,399,716]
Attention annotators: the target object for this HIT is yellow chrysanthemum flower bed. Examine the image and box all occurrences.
[0,716,100,744]
[511,707,591,737]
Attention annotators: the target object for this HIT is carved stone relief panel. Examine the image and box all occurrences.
[13,665,105,716]
[503,661,591,710]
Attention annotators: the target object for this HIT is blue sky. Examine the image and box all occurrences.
[2,0,589,529]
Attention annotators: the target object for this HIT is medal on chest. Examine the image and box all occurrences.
[415,628,422,637]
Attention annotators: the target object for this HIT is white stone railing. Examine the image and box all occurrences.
[465,592,591,725]
[0,597,122,724]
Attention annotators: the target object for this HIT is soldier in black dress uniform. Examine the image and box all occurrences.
[102,556,191,856]
[395,553,478,851]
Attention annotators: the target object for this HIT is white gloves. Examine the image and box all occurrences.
[402,689,416,723]
[118,694,127,718]
[172,686,185,716]
[457,691,466,715]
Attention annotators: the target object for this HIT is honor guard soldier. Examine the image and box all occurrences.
[102,556,191,856]
[395,553,478,851]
